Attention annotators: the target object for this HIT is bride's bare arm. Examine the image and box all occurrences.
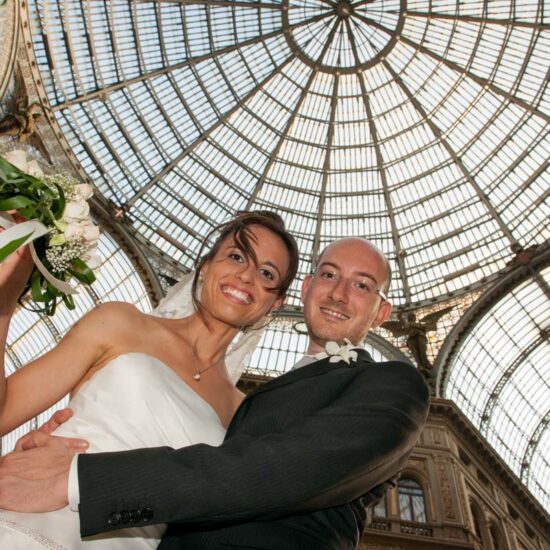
[1,258,134,435]
[0,235,34,432]
[1,304,118,435]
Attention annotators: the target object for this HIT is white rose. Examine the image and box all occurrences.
[63,200,90,222]
[64,221,85,240]
[82,222,100,245]
[74,184,93,200]
[26,160,44,177]
[82,243,97,258]
[3,150,29,172]
[64,221,99,245]
[83,252,102,270]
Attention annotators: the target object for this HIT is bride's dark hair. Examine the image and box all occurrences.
[191,210,299,315]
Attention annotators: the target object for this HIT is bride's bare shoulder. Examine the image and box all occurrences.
[92,301,141,314]
[79,302,146,330]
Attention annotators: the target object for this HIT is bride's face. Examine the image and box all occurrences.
[199,225,290,329]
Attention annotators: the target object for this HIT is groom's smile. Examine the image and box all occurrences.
[319,306,350,321]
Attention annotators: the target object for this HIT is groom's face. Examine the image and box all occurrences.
[301,239,391,354]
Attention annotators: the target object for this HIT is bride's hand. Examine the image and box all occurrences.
[0,212,35,314]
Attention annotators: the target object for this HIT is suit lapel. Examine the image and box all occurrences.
[227,348,374,433]
[252,347,374,396]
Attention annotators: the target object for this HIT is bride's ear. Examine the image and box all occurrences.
[273,294,285,310]
[198,261,210,283]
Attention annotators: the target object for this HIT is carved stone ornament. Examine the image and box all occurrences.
[437,460,456,519]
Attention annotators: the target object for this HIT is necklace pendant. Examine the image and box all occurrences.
[193,373,201,381]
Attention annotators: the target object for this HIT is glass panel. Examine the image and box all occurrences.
[25,0,548,306]
[398,478,426,522]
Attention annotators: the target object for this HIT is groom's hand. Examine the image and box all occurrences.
[15,408,89,452]
[0,435,74,512]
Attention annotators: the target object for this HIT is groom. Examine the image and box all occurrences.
[0,237,429,548]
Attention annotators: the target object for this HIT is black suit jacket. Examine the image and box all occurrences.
[78,350,429,549]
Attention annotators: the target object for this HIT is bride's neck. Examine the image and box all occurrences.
[174,313,240,364]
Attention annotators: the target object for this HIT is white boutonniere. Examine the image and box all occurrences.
[325,339,359,364]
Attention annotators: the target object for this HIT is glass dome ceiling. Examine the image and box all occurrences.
[7,0,549,511]
[25,0,548,308]
[441,264,550,511]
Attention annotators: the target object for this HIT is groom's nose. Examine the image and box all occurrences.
[328,277,350,303]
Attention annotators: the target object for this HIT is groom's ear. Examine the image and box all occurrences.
[371,299,392,328]
[300,274,313,306]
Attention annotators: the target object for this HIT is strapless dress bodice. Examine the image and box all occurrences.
[0,352,226,549]
[55,352,226,451]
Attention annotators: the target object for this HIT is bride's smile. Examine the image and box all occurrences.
[220,284,254,305]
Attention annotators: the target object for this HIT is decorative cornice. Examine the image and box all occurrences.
[18,1,87,179]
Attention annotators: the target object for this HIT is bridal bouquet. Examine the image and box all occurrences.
[0,149,100,314]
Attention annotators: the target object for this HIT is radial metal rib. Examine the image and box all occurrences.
[345,18,411,301]
[244,66,318,210]
[383,61,520,249]
[127,54,297,205]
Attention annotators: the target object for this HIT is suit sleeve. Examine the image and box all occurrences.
[78,361,429,536]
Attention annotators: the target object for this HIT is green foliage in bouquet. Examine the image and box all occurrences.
[0,152,99,315]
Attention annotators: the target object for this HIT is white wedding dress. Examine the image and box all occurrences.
[0,352,227,549]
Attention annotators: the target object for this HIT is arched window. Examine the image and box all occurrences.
[372,496,387,518]
[398,478,426,522]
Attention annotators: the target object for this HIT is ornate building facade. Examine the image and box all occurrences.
[239,374,550,549]
[361,399,550,550]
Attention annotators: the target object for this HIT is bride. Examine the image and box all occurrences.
[0,210,299,549]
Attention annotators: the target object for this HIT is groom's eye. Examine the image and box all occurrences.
[353,280,372,293]
[321,270,337,280]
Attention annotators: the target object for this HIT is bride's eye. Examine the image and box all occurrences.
[258,267,275,281]
[228,250,245,263]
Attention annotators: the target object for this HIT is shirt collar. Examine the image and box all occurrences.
[292,346,365,370]
[291,352,327,370]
